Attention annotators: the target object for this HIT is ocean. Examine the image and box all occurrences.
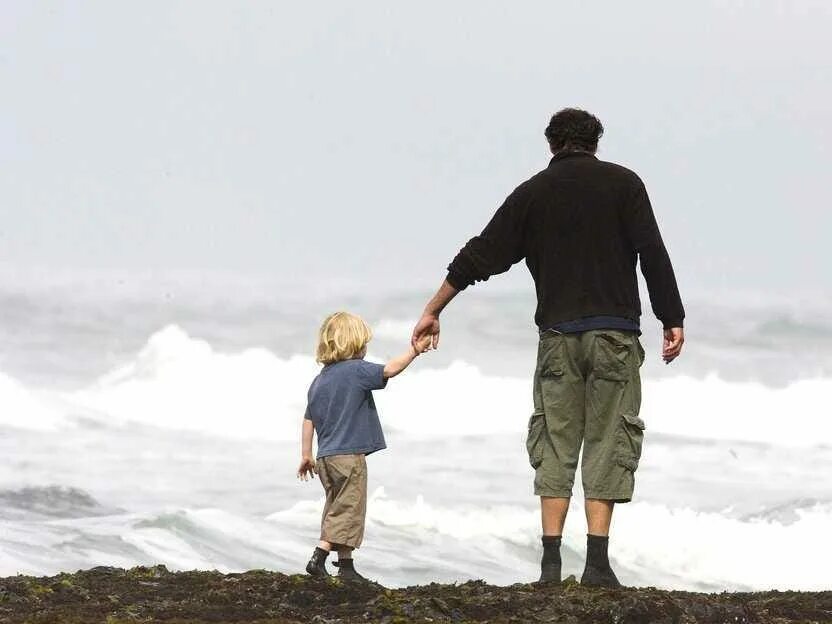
[0,271,830,591]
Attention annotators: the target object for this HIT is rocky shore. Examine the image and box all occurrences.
[0,566,828,623]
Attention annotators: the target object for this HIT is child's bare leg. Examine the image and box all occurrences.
[318,540,332,551]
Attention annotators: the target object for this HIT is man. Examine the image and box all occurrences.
[411,108,684,587]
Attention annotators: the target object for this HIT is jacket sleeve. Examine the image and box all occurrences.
[624,179,685,329]
[446,183,531,290]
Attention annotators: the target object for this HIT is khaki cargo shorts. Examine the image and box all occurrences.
[317,453,368,549]
[526,329,646,502]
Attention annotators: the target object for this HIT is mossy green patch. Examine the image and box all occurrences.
[27,583,54,597]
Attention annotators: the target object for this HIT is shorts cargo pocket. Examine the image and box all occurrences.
[526,411,546,469]
[538,332,566,378]
[538,333,566,412]
[595,333,632,381]
[616,413,645,472]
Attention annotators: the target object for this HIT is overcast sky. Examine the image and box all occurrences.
[1,1,830,298]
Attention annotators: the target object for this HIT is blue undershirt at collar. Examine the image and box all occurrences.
[547,315,640,335]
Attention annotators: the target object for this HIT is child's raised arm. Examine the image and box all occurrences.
[383,335,431,379]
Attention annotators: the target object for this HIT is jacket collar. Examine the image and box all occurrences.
[549,151,597,166]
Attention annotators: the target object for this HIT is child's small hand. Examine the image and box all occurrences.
[414,335,433,354]
[297,456,316,481]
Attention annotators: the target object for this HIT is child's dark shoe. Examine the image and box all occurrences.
[580,564,622,588]
[306,547,330,577]
[334,559,368,582]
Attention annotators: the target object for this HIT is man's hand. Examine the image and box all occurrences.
[662,327,684,363]
[412,312,441,351]
[297,456,316,481]
[412,280,459,351]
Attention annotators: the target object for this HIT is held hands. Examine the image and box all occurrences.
[411,312,440,352]
[412,334,433,356]
[297,456,316,481]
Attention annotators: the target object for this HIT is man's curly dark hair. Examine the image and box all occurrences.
[544,108,604,154]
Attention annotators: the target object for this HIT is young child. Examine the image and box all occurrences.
[297,311,430,581]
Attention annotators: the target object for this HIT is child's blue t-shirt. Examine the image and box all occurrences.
[305,358,388,458]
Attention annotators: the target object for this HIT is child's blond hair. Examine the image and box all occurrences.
[316,312,373,365]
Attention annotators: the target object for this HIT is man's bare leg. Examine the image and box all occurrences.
[581,498,621,587]
[585,499,613,535]
[541,496,570,535]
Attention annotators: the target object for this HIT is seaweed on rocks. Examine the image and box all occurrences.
[0,566,828,623]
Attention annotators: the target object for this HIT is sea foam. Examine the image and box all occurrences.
[1,325,830,590]
[1,484,830,591]
[13,325,818,447]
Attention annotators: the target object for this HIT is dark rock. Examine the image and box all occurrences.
[430,596,451,614]
[0,567,827,623]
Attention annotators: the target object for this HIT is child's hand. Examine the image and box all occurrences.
[414,334,433,354]
[297,456,316,481]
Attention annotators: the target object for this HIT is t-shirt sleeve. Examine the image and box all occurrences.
[354,360,387,391]
[303,383,314,420]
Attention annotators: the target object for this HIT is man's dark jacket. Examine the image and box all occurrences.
[446,152,685,329]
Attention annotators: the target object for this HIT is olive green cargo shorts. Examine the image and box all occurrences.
[526,329,646,502]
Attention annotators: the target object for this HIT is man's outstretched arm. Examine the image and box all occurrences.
[412,183,531,350]
[411,279,459,350]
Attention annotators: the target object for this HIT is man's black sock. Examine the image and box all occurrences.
[586,534,610,569]
[541,535,562,565]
